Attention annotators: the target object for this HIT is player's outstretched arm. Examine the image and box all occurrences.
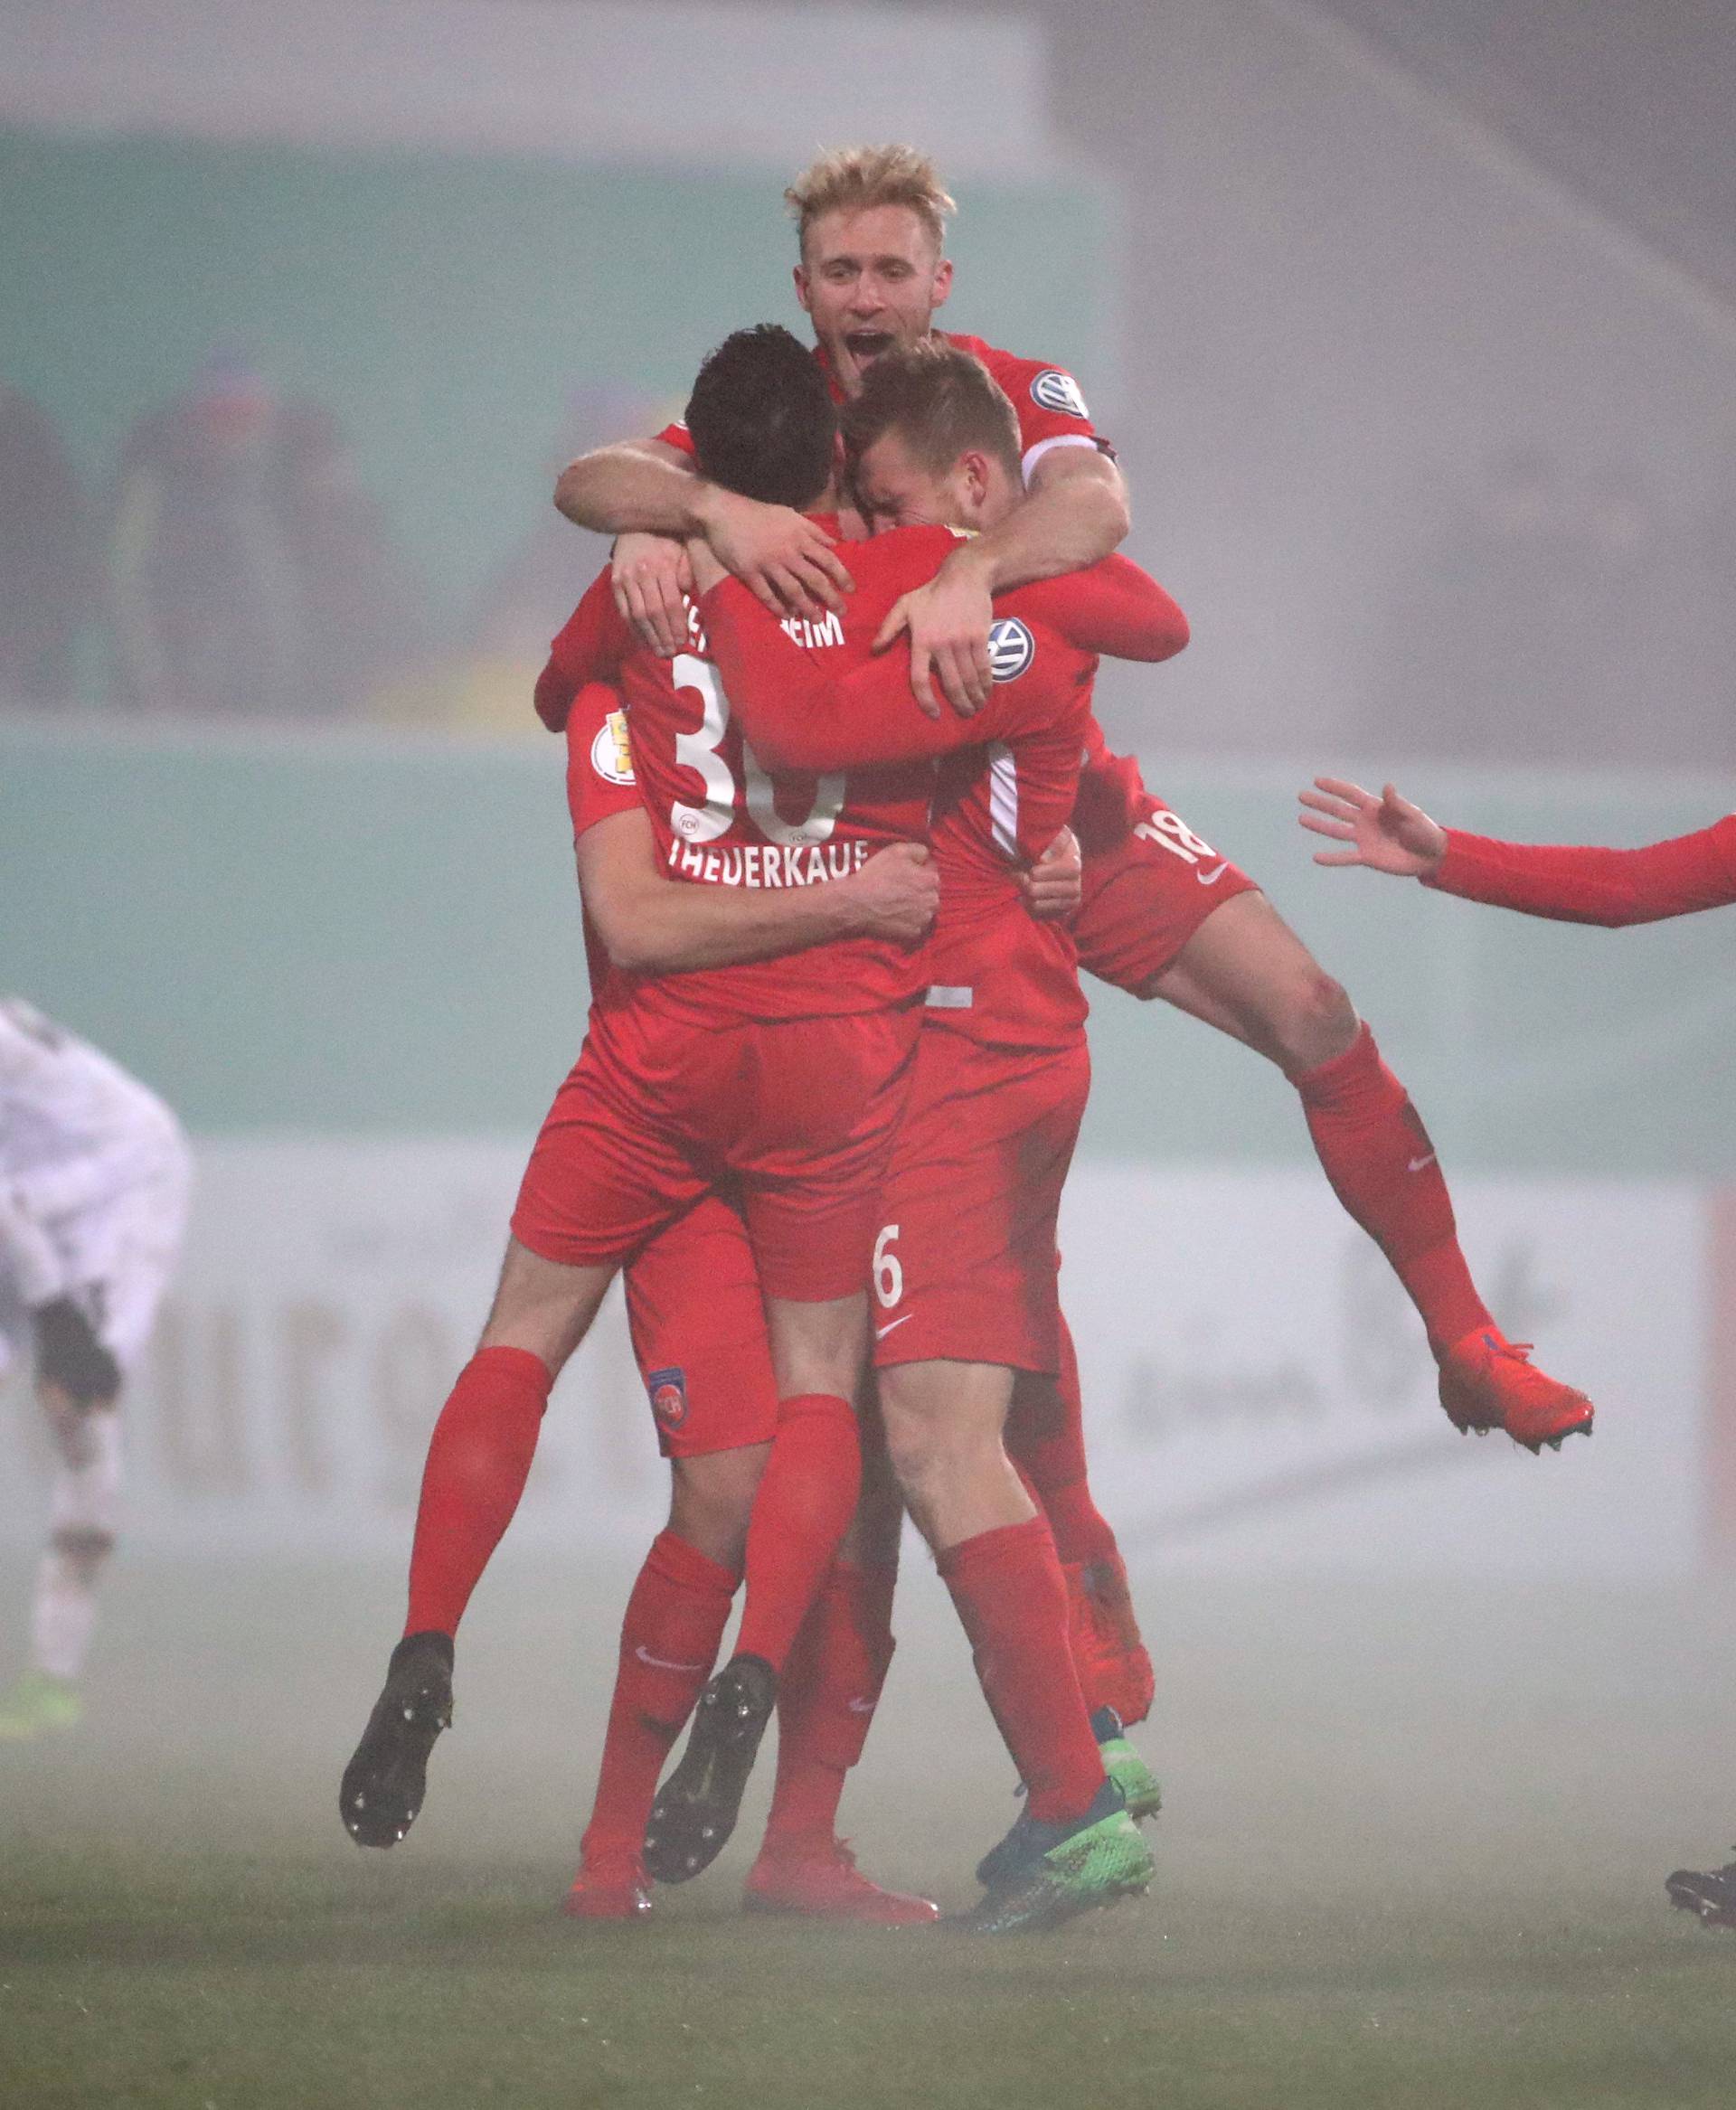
[874,448,1131,717]
[1297,777,1448,878]
[1301,777,1736,926]
[576,808,937,974]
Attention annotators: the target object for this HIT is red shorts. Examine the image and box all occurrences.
[623,1192,779,1459]
[511,995,920,1302]
[871,1026,1090,1377]
[1074,795,1260,995]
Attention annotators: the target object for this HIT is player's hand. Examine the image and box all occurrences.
[1297,777,1448,877]
[699,489,854,624]
[873,547,994,719]
[844,842,939,944]
[611,532,692,657]
[1020,826,1082,921]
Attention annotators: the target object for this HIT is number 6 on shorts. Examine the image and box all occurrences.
[873,1224,902,1311]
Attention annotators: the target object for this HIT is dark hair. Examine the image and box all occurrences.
[684,324,836,508]
[842,341,1021,482]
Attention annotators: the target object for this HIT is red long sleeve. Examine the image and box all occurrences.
[701,577,1077,775]
[1008,556,1189,664]
[1424,817,1736,928]
[702,547,1179,777]
[534,568,632,731]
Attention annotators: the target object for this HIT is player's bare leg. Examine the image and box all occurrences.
[0,1380,121,1743]
[878,1360,1149,1931]
[645,1291,869,1885]
[1147,890,1593,1452]
[664,1443,770,1570]
[565,1442,769,1921]
[745,1417,939,1926]
[342,1238,613,1849]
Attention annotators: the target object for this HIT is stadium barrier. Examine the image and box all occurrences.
[0,1144,1715,1575]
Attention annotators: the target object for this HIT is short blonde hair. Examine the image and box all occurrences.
[785,146,956,257]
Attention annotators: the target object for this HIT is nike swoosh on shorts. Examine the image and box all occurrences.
[1196,860,1229,886]
[1408,1154,1438,1173]
[636,1644,705,1672]
[874,1313,914,1341]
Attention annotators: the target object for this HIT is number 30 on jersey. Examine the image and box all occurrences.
[670,655,848,850]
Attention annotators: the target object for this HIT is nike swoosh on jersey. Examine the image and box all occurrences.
[874,1313,914,1341]
[1407,1154,1438,1173]
[635,1644,706,1673]
[1195,860,1229,886]
[846,1697,876,1714]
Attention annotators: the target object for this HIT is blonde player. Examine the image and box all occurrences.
[0,1000,192,1738]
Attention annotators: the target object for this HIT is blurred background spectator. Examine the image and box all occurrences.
[373,386,677,736]
[0,381,90,709]
[3,0,1733,760]
[109,352,423,722]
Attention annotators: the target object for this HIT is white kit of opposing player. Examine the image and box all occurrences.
[0,999,192,1736]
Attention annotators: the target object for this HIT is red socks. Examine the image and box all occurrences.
[1005,1320,1119,1568]
[404,1345,552,1638]
[762,1560,898,1851]
[734,1393,862,1674]
[938,1518,1105,1825]
[580,1531,739,1864]
[1294,1023,1494,1353]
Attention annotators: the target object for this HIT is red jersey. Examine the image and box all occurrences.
[1070,718,1150,856]
[1423,817,1736,927]
[703,541,1184,1050]
[540,557,932,1026]
[656,331,1110,485]
[552,676,643,1000]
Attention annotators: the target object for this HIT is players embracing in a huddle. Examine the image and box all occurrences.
[340,145,1594,1932]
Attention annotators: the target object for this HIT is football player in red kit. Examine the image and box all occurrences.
[1295,774,1735,1914]
[549,671,1096,1925]
[554,142,1593,1468]
[338,334,948,1861]
[1298,777,1736,929]
[545,674,940,1926]
[684,340,1189,1928]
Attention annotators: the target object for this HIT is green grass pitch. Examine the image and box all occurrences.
[3,1556,1734,2108]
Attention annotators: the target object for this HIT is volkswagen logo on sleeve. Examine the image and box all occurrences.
[1030,369,1090,419]
[987,617,1036,683]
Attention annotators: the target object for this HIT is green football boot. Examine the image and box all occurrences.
[976,1709,1160,1891]
[1093,1706,1163,1823]
[0,1668,84,1741]
[956,1778,1153,1936]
